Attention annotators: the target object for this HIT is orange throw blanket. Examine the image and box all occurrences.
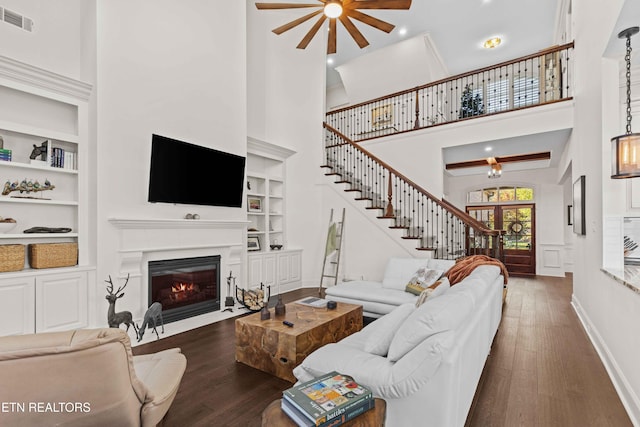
[446,255,509,285]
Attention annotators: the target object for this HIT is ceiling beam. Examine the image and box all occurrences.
[445,151,551,170]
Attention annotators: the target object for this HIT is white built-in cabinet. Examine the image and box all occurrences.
[0,56,95,335]
[246,138,301,293]
[248,249,302,292]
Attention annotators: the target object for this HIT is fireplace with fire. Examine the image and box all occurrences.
[148,255,220,323]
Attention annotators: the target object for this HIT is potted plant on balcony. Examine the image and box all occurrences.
[459,84,484,118]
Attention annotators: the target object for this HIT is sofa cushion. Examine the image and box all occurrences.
[415,278,450,307]
[381,257,430,291]
[387,291,474,362]
[427,258,456,273]
[325,281,417,306]
[362,303,416,356]
[293,330,456,399]
[405,267,445,295]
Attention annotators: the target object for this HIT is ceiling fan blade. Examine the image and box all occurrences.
[347,9,395,33]
[339,15,369,49]
[297,14,327,49]
[328,18,337,54]
[347,0,412,10]
[256,3,322,9]
[273,9,323,35]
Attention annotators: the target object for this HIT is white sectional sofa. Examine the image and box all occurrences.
[325,257,457,318]
[294,263,505,427]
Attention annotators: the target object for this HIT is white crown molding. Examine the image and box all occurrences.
[247,136,296,161]
[108,218,250,230]
[0,55,92,101]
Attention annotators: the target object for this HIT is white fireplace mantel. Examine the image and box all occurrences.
[108,217,249,230]
[107,216,249,340]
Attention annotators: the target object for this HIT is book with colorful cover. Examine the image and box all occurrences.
[281,396,375,427]
[282,371,373,426]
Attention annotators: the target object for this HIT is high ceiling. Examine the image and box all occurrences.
[324,0,560,87]
[255,0,640,176]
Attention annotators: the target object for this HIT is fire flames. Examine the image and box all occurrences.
[171,282,199,301]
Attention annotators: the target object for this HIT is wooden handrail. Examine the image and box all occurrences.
[323,122,500,236]
[327,41,574,116]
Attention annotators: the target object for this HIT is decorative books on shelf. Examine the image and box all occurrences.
[29,140,77,170]
[0,148,11,162]
[281,371,374,427]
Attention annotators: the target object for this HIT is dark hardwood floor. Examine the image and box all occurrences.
[134,276,632,427]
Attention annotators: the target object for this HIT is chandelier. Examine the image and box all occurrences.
[487,158,502,179]
[611,26,640,179]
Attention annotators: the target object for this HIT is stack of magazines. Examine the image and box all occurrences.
[281,371,374,427]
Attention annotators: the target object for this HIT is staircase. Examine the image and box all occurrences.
[322,123,503,261]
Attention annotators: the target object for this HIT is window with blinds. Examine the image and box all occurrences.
[486,79,510,113]
[484,76,540,113]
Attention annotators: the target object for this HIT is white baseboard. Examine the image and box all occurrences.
[571,295,640,426]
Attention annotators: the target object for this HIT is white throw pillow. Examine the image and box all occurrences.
[415,277,450,307]
[362,303,416,356]
[387,291,474,362]
[381,257,430,291]
[405,267,445,295]
[427,258,455,274]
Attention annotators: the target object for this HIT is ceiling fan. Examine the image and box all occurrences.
[255,0,412,54]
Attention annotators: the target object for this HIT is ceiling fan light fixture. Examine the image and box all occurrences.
[483,36,502,49]
[324,1,343,18]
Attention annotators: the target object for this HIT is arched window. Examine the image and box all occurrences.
[467,186,534,204]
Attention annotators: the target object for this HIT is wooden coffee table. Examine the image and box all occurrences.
[261,398,386,426]
[235,301,363,382]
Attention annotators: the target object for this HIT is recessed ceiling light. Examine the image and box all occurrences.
[485,146,493,152]
[483,37,502,49]
[327,58,334,65]
[398,27,407,36]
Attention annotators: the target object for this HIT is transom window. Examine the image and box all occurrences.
[467,186,534,204]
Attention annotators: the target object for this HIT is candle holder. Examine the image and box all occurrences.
[275,294,286,316]
[260,305,271,320]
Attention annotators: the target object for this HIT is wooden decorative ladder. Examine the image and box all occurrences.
[319,208,346,295]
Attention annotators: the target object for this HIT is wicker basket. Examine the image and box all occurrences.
[28,243,78,269]
[0,244,25,272]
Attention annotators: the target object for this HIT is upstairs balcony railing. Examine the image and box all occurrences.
[326,42,574,142]
[323,123,504,260]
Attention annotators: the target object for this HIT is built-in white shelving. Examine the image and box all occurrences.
[0,54,95,336]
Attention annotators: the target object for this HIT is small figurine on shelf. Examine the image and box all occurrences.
[2,178,55,197]
[29,140,48,160]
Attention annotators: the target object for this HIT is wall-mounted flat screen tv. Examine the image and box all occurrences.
[148,134,245,207]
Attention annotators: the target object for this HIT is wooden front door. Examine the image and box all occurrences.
[466,204,536,276]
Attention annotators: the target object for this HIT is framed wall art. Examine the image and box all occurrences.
[247,236,261,251]
[247,197,262,213]
[371,104,393,130]
[572,175,585,235]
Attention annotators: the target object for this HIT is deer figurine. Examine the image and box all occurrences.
[105,274,138,335]
[137,302,164,342]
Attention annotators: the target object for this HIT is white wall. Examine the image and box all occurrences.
[95,0,248,320]
[445,168,567,276]
[570,0,640,424]
[0,0,85,79]
[336,33,447,106]
[246,3,326,289]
